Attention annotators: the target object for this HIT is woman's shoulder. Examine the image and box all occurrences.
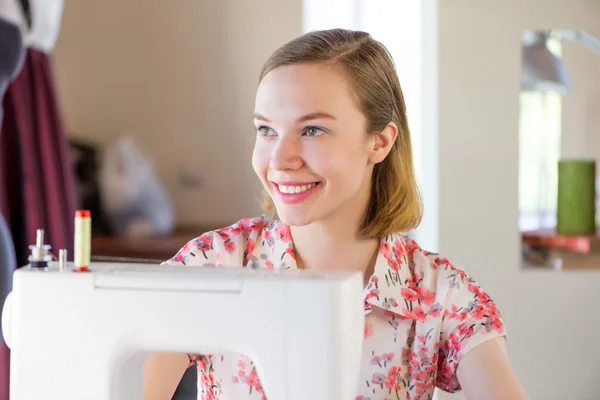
[388,232,502,319]
[162,215,290,268]
[393,233,482,288]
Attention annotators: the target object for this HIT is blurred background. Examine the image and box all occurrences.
[1,0,599,399]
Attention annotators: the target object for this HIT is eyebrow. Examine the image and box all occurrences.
[253,112,337,123]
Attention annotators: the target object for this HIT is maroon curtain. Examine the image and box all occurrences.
[0,48,78,400]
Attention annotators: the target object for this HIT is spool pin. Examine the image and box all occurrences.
[58,249,68,272]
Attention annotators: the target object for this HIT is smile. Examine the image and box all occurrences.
[272,182,321,204]
[277,182,317,194]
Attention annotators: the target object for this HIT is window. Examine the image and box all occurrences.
[518,38,563,232]
[357,0,422,175]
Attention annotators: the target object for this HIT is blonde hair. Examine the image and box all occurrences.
[258,28,423,239]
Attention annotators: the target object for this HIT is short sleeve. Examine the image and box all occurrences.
[435,266,507,392]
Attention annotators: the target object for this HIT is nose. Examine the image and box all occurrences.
[269,136,303,171]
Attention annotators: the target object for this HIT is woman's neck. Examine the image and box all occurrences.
[290,216,379,285]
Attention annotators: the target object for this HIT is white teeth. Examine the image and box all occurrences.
[279,183,316,194]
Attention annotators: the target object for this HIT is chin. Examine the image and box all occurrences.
[274,206,317,227]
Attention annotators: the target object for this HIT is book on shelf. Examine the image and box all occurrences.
[521,229,600,254]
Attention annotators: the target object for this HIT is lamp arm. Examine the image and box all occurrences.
[552,29,600,56]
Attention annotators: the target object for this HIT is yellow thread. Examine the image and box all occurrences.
[74,214,91,268]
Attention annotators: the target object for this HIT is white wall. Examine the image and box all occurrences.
[53,0,303,227]
[437,1,600,399]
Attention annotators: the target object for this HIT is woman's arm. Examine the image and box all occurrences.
[143,352,189,400]
[457,337,528,400]
[150,223,249,398]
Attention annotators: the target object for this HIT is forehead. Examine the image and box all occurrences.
[254,63,360,119]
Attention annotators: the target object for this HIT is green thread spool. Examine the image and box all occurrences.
[556,159,596,235]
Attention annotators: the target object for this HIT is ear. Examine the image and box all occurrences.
[368,122,398,164]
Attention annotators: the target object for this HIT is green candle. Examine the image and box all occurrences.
[556,159,596,235]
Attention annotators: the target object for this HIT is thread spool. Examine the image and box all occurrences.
[74,210,91,272]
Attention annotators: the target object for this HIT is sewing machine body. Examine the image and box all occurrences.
[2,262,364,400]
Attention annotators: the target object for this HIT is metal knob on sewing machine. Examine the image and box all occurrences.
[28,229,52,269]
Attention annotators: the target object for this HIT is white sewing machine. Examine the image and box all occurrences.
[2,261,364,400]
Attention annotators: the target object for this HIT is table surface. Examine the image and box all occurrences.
[91,225,220,261]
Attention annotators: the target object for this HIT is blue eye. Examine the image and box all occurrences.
[303,126,325,137]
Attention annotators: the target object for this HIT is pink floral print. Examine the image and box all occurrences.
[163,216,507,399]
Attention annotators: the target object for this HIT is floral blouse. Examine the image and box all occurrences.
[163,216,507,400]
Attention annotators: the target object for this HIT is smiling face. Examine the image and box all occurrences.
[252,63,379,228]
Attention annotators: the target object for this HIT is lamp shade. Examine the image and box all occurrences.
[521,35,570,94]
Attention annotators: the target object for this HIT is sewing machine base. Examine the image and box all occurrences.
[2,262,364,400]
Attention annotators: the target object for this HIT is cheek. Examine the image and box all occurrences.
[314,143,368,186]
[251,143,268,178]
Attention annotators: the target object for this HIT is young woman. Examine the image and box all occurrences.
[144,28,528,400]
